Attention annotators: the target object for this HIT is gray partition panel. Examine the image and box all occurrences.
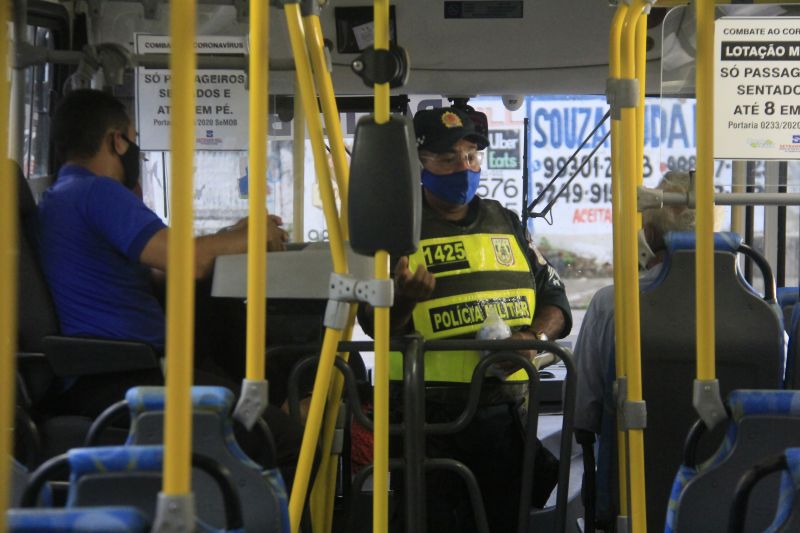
[211,242,375,299]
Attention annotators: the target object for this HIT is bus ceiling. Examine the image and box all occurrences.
[17,0,678,96]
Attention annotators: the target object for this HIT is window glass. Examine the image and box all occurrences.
[23,26,54,179]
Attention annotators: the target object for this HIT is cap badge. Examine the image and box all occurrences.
[441,111,463,129]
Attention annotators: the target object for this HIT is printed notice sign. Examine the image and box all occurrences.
[715,17,800,160]
[135,34,248,151]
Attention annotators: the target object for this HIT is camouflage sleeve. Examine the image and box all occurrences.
[506,209,573,337]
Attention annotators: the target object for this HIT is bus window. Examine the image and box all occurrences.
[23,26,54,179]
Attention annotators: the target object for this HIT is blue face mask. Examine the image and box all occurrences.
[421,168,481,205]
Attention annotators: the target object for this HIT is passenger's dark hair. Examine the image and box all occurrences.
[52,89,130,165]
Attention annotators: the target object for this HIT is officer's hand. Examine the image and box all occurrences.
[267,214,289,251]
[394,256,435,303]
[491,330,537,378]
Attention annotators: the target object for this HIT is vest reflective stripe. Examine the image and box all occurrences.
[411,288,535,340]
[408,233,530,278]
[390,199,537,383]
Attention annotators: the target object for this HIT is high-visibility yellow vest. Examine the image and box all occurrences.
[389,199,537,383]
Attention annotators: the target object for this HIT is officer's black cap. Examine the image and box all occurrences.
[413,107,490,153]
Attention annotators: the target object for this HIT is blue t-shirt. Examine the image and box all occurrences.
[37,165,167,349]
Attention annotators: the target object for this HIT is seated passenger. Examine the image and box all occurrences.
[360,106,572,533]
[572,171,694,526]
[36,89,300,477]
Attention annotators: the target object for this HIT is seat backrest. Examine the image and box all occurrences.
[786,302,800,389]
[670,390,800,532]
[15,162,60,353]
[67,445,164,524]
[639,232,785,531]
[11,458,28,508]
[757,447,800,533]
[125,386,289,533]
[7,507,149,533]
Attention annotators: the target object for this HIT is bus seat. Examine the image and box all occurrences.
[775,286,798,332]
[729,446,800,533]
[635,231,785,531]
[7,506,149,532]
[667,390,800,532]
[122,387,288,533]
[785,301,800,389]
[14,162,159,388]
[762,448,800,532]
[21,445,244,532]
[11,458,29,508]
[16,162,59,402]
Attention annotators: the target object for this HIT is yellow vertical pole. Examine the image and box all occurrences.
[245,0,270,382]
[696,0,716,383]
[310,304,359,533]
[609,2,630,520]
[372,0,391,531]
[301,10,359,531]
[303,15,350,238]
[372,251,390,533]
[0,0,16,528]
[284,4,350,532]
[621,2,648,531]
[635,9,648,229]
[163,0,196,496]
[292,78,305,243]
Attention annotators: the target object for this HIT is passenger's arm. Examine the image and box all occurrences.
[138,215,287,279]
[531,304,567,340]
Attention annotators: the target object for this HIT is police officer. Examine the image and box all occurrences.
[360,106,572,532]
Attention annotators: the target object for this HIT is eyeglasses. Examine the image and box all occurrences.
[420,149,484,171]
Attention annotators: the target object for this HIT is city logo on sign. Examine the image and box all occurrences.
[747,138,775,149]
[206,130,214,138]
[487,129,520,170]
[792,135,800,144]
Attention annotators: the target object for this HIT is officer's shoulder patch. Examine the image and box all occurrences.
[531,244,548,266]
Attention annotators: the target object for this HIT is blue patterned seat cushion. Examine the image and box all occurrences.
[126,386,234,416]
[125,386,264,470]
[664,464,697,533]
[666,391,800,532]
[765,447,800,532]
[700,390,800,471]
[7,507,148,532]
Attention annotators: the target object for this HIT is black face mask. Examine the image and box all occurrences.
[116,134,141,190]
